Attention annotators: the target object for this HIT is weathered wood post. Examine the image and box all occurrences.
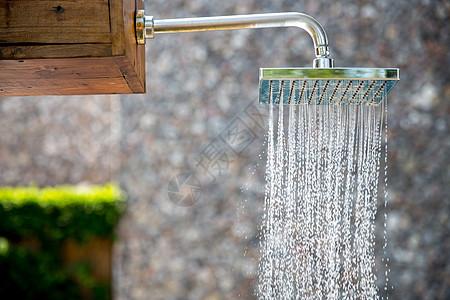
[0,0,145,96]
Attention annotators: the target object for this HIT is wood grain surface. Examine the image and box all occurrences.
[0,0,111,44]
[0,0,146,96]
[0,57,133,96]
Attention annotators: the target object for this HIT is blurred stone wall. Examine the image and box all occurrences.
[0,0,448,299]
[0,96,121,185]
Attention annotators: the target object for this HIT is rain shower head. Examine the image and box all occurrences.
[136,11,399,103]
[259,68,399,105]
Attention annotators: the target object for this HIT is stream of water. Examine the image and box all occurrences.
[258,98,387,299]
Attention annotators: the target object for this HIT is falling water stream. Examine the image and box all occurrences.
[258,97,388,299]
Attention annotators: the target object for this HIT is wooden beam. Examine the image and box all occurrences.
[0,0,146,96]
[0,57,133,96]
[0,0,111,44]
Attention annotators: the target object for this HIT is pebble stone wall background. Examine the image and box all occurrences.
[0,0,448,299]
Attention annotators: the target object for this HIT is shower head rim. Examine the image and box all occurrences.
[259,67,399,81]
[258,67,400,105]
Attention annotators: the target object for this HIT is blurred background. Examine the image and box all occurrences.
[0,0,448,299]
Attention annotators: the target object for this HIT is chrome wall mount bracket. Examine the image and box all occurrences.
[135,10,334,68]
[135,10,145,44]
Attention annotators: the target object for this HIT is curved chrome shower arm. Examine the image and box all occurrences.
[136,11,334,68]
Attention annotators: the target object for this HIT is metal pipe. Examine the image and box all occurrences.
[136,11,334,68]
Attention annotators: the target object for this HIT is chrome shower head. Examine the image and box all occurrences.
[259,68,399,105]
[136,11,399,105]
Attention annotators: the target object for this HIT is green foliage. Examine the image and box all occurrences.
[0,237,9,255]
[0,247,80,299]
[0,183,125,300]
[0,183,125,244]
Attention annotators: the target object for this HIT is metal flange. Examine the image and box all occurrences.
[136,10,145,45]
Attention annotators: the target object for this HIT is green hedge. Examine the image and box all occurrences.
[0,184,125,300]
